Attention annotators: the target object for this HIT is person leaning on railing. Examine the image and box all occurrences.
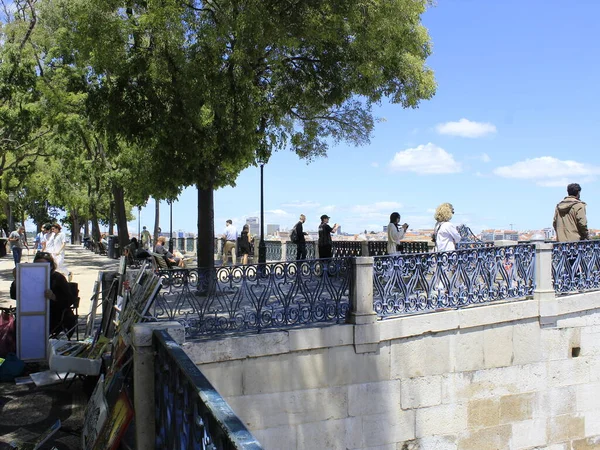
[432,203,461,252]
[553,183,589,242]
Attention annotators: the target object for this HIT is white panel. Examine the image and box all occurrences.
[17,263,50,361]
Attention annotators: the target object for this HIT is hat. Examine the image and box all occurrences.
[320,214,330,221]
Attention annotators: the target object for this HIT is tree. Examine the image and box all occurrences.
[42,0,436,267]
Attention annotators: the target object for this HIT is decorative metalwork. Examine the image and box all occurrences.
[152,259,351,336]
[264,241,282,261]
[367,241,387,256]
[154,330,263,450]
[186,238,195,253]
[398,241,430,254]
[285,241,316,261]
[373,244,535,317]
[456,225,495,249]
[152,269,206,321]
[332,241,363,257]
[552,240,600,294]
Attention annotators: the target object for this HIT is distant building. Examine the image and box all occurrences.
[383,225,388,233]
[542,228,555,240]
[481,229,519,241]
[336,226,342,235]
[246,217,259,237]
[267,224,280,236]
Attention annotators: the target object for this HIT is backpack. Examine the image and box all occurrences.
[290,224,299,243]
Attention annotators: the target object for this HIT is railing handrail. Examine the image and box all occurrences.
[153,329,263,449]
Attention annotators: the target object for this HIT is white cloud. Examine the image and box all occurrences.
[352,201,402,214]
[493,156,600,186]
[266,209,290,216]
[480,153,491,163]
[321,205,336,213]
[371,162,379,168]
[436,118,497,138]
[281,201,320,209]
[388,143,462,174]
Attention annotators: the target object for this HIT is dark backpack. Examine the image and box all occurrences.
[290,224,299,243]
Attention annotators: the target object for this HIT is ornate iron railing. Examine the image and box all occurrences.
[367,241,387,256]
[373,244,536,317]
[398,241,430,254]
[552,240,600,294]
[154,330,262,449]
[333,241,363,257]
[264,241,282,261]
[285,241,317,261]
[456,241,495,249]
[153,258,351,337]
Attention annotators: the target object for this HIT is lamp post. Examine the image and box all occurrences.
[8,192,15,231]
[258,162,266,264]
[138,206,141,240]
[168,199,174,253]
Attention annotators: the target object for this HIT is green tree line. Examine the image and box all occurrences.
[1,0,436,268]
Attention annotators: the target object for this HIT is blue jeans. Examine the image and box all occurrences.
[12,247,22,265]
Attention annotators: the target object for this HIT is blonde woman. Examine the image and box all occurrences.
[433,203,461,252]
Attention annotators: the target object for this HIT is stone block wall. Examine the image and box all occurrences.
[182,291,600,450]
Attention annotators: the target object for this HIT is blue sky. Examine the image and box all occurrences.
[130,0,600,236]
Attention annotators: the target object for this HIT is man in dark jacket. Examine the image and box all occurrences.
[318,215,339,259]
[294,214,308,260]
[553,183,589,242]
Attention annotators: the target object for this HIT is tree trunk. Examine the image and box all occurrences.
[71,211,81,244]
[108,201,114,235]
[84,220,89,237]
[112,184,129,249]
[90,204,101,243]
[197,183,214,270]
[153,198,160,244]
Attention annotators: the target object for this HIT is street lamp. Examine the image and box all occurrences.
[8,192,15,231]
[258,162,266,264]
[168,199,174,253]
[138,206,141,240]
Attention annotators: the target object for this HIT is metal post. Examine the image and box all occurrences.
[7,192,14,232]
[169,200,173,253]
[258,163,266,264]
[138,206,141,240]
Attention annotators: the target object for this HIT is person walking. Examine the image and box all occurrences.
[432,203,461,252]
[239,224,251,265]
[294,214,309,260]
[140,226,152,250]
[221,219,238,265]
[8,226,29,266]
[49,223,70,279]
[553,183,589,242]
[387,212,409,255]
[318,215,339,259]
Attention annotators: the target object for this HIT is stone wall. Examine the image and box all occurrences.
[182,292,600,450]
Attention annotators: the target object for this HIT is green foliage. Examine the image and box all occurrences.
[40,0,436,193]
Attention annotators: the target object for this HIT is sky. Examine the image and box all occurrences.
[129,0,600,236]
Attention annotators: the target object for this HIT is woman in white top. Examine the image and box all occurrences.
[387,212,409,255]
[49,223,70,277]
[433,203,461,252]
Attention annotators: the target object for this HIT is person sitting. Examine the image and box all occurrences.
[154,236,184,268]
[10,252,77,337]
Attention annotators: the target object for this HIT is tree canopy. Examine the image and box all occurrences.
[2,0,436,260]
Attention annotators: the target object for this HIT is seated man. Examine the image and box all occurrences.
[154,236,184,268]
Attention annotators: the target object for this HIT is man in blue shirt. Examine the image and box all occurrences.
[221,220,238,265]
